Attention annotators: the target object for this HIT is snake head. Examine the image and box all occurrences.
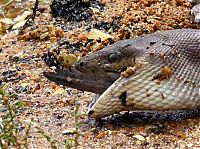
[75,39,145,72]
[45,29,200,118]
[44,39,146,94]
[43,36,153,118]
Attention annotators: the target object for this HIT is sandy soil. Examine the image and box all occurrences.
[0,0,200,148]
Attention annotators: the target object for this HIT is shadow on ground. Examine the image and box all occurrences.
[86,109,200,129]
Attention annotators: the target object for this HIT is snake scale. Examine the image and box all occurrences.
[44,29,200,118]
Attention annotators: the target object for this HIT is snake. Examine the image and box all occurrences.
[44,29,200,118]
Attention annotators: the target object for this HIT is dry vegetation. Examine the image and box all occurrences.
[0,0,200,148]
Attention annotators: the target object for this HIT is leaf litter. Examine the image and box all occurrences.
[0,0,200,148]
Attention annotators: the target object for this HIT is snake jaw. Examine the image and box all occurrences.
[43,66,120,94]
[87,77,132,118]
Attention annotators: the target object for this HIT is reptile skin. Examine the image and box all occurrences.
[44,29,200,118]
[189,0,200,23]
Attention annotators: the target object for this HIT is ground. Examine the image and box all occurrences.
[0,0,200,148]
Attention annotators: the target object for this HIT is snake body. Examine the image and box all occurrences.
[44,29,200,118]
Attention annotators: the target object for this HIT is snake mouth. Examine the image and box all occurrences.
[43,66,120,94]
[43,56,136,94]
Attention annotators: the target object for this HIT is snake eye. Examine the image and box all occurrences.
[108,53,118,63]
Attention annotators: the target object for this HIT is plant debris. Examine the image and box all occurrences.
[0,0,200,148]
[50,0,105,21]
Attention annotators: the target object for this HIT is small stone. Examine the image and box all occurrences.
[62,128,76,135]
[40,32,49,40]
[96,131,108,139]
[132,134,145,141]
[67,77,72,82]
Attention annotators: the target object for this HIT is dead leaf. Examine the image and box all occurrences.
[20,82,33,88]
[62,128,76,135]
[0,21,7,35]
[62,54,79,68]
[0,18,13,25]
[133,134,145,141]
[0,53,7,62]
[52,87,65,96]
[12,20,27,30]
[96,131,108,139]
[40,32,49,40]
[13,51,25,59]
[87,29,113,41]
[13,10,32,22]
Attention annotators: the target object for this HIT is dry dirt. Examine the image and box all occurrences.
[0,0,200,148]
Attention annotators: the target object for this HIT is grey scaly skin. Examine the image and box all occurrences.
[44,29,200,118]
[189,0,200,22]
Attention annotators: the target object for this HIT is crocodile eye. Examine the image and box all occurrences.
[108,53,118,63]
